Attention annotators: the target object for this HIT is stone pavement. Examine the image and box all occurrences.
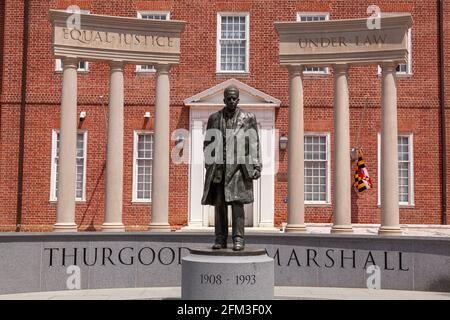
[0,287,449,300]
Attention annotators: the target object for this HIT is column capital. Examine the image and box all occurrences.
[287,64,304,76]
[109,60,124,71]
[380,61,398,73]
[61,57,79,69]
[155,64,171,75]
[333,63,349,74]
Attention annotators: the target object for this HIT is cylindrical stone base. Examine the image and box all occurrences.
[182,248,274,300]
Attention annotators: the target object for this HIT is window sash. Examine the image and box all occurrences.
[377,14,412,75]
[134,132,154,201]
[304,134,329,203]
[55,9,90,72]
[55,59,89,72]
[136,11,170,72]
[297,13,330,75]
[377,134,414,205]
[217,13,249,72]
[51,130,87,201]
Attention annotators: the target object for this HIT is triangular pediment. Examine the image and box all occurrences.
[184,78,281,107]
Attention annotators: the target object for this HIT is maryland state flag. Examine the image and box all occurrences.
[354,150,373,192]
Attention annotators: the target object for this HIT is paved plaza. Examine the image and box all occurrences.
[0,287,449,300]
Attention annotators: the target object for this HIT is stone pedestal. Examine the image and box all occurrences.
[182,248,274,300]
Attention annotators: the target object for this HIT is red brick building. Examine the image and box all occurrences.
[0,0,449,232]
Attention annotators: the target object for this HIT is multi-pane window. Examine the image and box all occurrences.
[55,9,90,72]
[51,130,87,201]
[398,136,412,204]
[378,29,412,75]
[378,13,412,75]
[55,59,89,72]
[304,134,329,203]
[297,13,330,75]
[378,134,414,205]
[136,11,170,73]
[217,13,249,72]
[133,132,153,201]
[397,28,412,74]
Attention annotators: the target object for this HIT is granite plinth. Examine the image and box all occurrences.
[181,247,274,300]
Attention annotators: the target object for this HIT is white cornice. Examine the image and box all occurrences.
[274,14,412,34]
[49,10,185,33]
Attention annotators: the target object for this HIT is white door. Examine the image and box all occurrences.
[188,107,275,229]
[206,187,256,227]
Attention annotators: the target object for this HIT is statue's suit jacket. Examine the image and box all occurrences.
[201,107,262,205]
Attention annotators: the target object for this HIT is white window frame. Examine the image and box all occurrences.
[55,59,89,72]
[304,132,331,205]
[55,9,90,73]
[377,133,415,206]
[378,13,412,76]
[50,129,87,202]
[297,12,330,75]
[136,11,171,73]
[132,130,154,203]
[216,12,250,74]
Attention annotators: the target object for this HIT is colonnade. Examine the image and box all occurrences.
[53,57,172,232]
[285,62,402,235]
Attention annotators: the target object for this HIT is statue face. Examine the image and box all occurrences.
[224,89,239,112]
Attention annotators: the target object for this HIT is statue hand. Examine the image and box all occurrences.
[252,169,261,180]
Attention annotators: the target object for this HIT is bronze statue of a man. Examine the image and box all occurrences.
[201,85,262,251]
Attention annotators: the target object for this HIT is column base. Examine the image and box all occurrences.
[330,225,353,234]
[53,223,78,233]
[378,226,403,236]
[148,222,172,232]
[101,223,126,232]
[285,224,308,233]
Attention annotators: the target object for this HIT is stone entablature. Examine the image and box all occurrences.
[49,10,185,65]
[48,10,186,233]
[275,14,412,66]
[275,14,413,235]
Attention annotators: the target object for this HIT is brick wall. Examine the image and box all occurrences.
[444,0,450,225]
[0,0,448,231]
[0,0,5,101]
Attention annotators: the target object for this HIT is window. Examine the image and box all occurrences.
[397,28,412,75]
[55,9,90,72]
[55,59,89,72]
[378,134,414,205]
[297,13,330,75]
[133,132,153,202]
[304,134,330,203]
[217,13,249,73]
[378,13,412,75]
[136,11,170,73]
[50,130,87,201]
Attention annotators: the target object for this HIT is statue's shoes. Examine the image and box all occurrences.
[232,242,244,251]
[212,243,227,249]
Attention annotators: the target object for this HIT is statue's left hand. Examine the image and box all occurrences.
[252,169,261,179]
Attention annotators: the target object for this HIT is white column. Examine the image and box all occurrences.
[102,61,125,232]
[54,57,78,232]
[285,65,307,233]
[258,122,276,228]
[149,64,172,232]
[331,64,353,233]
[379,62,402,235]
[187,119,205,228]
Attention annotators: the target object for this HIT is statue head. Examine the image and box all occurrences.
[223,85,240,112]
